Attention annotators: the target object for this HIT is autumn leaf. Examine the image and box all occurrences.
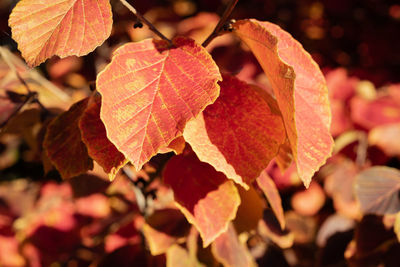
[163,153,240,247]
[79,95,127,180]
[316,214,354,247]
[325,68,357,101]
[256,170,285,229]
[166,244,205,267]
[351,95,400,130]
[258,210,294,249]
[0,236,25,267]
[234,19,333,187]
[9,0,112,67]
[158,136,186,155]
[291,181,326,216]
[97,37,221,171]
[275,139,293,172]
[165,227,208,267]
[183,75,285,188]
[355,166,400,215]
[43,97,93,178]
[324,158,360,219]
[395,212,400,242]
[233,186,264,234]
[368,123,400,157]
[267,161,301,190]
[75,193,111,218]
[285,211,316,244]
[142,208,190,255]
[211,224,256,267]
[0,97,19,127]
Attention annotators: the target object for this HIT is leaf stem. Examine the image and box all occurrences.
[119,0,172,45]
[202,0,239,47]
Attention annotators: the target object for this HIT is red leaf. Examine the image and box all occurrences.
[75,193,110,218]
[183,75,285,188]
[79,95,127,180]
[256,171,285,229]
[9,0,112,67]
[325,68,357,101]
[97,37,221,171]
[267,161,301,190]
[211,224,255,267]
[163,153,240,247]
[351,95,400,130]
[43,98,93,178]
[234,19,333,187]
[330,101,353,137]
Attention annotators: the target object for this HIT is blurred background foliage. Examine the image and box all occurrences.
[0,0,400,266]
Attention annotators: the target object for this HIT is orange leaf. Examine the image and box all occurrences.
[211,224,255,267]
[97,37,221,171]
[234,19,333,187]
[166,244,205,267]
[256,170,285,229]
[275,139,293,172]
[183,75,285,188]
[75,193,111,218]
[9,0,112,67]
[291,181,326,216]
[163,153,240,247]
[0,236,25,267]
[43,97,93,178]
[158,136,186,155]
[233,186,264,234]
[79,95,127,180]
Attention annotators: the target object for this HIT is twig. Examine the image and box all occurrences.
[0,92,36,130]
[119,0,172,45]
[356,132,368,167]
[202,0,239,47]
[0,47,49,126]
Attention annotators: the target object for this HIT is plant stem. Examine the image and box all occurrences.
[119,0,172,45]
[202,0,239,47]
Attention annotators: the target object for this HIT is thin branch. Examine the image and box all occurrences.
[119,0,172,45]
[202,0,239,47]
[0,92,36,130]
[0,47,49,125]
